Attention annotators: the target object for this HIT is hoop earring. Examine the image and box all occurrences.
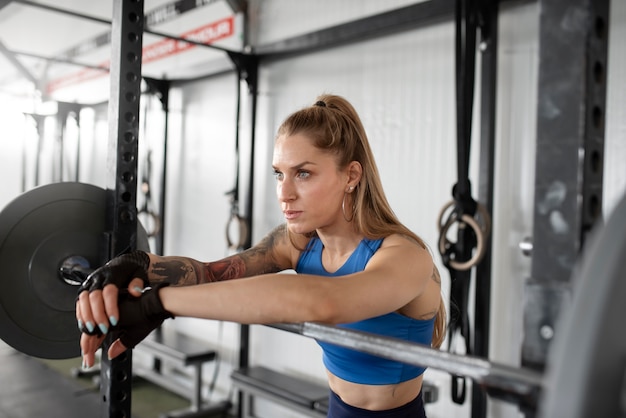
[342,193,354,222]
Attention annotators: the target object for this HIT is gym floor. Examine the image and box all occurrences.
[0,340,231,418]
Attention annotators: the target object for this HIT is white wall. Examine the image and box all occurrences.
[251,16,463,418]
[157,2,541,417]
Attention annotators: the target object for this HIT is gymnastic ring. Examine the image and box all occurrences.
[438,212,486,271]
[138,209,161,238]
[437,200,456,232]
[226,213,249,250]
[437,200,491,238]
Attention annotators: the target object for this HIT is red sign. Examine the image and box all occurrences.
[47,16,235,93]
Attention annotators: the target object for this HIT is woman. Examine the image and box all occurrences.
[77,94,445,418]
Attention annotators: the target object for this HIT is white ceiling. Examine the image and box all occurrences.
[0,0,243,104]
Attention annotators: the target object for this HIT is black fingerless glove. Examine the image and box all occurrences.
[78,251,150,296]
[114,282,174,349]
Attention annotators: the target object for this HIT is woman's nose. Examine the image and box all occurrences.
[278,179,296,201]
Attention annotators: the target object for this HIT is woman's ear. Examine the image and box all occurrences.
[346,161,363,188]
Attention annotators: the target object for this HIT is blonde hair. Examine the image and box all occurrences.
[277,94,446,348]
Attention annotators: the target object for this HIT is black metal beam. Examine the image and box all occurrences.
[60,0,222,60]
[9,49,109,72]
[14,0,237,54]
[474,1,499,416]
[224,0,247,14]
[142,77,171,257]
[254,0,534,60]
[255,0,455,59]
[0,0,12,11]
[523,0,610,371]
[0,39,39,85]
[15,0,110,24]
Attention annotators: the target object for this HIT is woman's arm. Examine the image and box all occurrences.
[146,223,296,286]
[159,235,435,325]
[87,234,436,364]
[76,224,295,341]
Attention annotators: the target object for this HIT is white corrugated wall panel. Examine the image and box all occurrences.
[250,18,468,418]
[604,0,626,216]
[161,73,243,402]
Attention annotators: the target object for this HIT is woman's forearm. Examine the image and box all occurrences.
[146,254,246,286]
[159,274,328,325]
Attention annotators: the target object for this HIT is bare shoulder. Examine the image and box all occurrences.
[373,233,434,278]
[378,234,441,318]
[380,233,432,256]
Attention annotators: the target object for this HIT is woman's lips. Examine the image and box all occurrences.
[283,210,302,220]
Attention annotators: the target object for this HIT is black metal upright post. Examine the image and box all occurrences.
[143,77,171,256]
[523,0,609,377]
[227,50,259,418]
[101,0,145,417]
[473,1,498,417]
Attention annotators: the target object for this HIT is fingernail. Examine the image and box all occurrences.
[98,323,108,335]
[86,321,95,333]
[77,319,83,331]
[109,316,118,327]
[133,286,144,293]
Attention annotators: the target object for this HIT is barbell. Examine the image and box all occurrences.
[0,181,624,418]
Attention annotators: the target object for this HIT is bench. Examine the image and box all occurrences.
[231,366,329,417]
[135,327,231,418]
[231,366,440,418]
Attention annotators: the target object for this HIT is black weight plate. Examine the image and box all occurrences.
[0,182,149,359]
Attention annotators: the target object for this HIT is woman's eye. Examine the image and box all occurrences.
[273,171,283,180]
[296,171,310,179]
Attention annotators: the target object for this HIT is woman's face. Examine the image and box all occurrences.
[273,133,348,234]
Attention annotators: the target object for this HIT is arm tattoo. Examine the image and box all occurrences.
[148,224,289,286]
[148,257,246,286]
[431,267,442,285]
[202,258,246,283]
[149,258,196,286]
[236,224,285,274]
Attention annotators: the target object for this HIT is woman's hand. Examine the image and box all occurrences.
[79,284,173,368]
[76,251,150,336]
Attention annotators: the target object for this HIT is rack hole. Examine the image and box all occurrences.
[588,194,600,220]
[592,106,603,130]
[590,150,601,174]
[121,172,134,183]
[594,16,605,39]
[126,52,138,63]
[125,112,136,123]
[124,131,135,143]
[593,61,604,84]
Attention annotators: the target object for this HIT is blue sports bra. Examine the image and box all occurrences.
[295,237,435,385]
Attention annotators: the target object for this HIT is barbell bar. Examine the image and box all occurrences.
[272,322,542,408]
